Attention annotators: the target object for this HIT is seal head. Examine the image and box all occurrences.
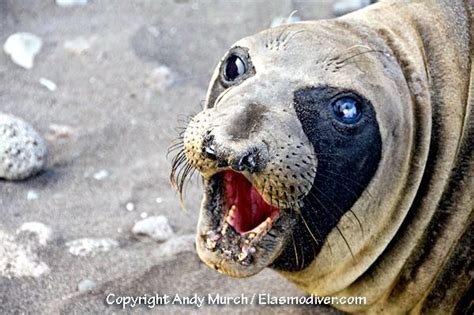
[174,20,401,277]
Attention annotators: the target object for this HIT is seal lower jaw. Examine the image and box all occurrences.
[196,171,293,277]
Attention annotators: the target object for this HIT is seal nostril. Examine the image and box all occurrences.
[204,144,217,160]
[234,151,258,173]
[202,133,218,161]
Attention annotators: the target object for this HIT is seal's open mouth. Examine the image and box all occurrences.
[222,171,280,234]
[196,170,293,277]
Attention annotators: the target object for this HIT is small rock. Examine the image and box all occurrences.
[159,234,195,257]
[3,32,43,69]
[77,278,97,292]
[93,169,109,181]
[140,212,148,219]
[332,0,373,16]
[56,0,88,7]
[132,216,174,242]
[270,14,301,27]
[66,238,119,257]
[146,66,174,92]
[39,77,57,91]
[17,222,52,246]
[26,190,39,200]
[125,202,135,212]
[0,113,48,181]
[46,124,74,141]
[146,26,160,37]
[155,197,163,204]
[0,230,50,278]
[63,36,96,55]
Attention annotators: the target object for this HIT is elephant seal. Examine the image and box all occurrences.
[170,0,473,313]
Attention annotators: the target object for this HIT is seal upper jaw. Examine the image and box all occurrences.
[195,171,294,277]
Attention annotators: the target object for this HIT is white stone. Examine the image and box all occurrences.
[159,234,195,257]
[26,190,39,201]
[146,26,160,37]
[39,77,57,91]
[125,202,134,211]
[146,66,174,92]
[0,113,48,181]
[56,0,88,7]
[93,169,109,180]
[140,212,148,219]
[46,124,74,141]
[66,238,118,257]
[17,222,52,246]
[0,230,50,278]
[155,197,163,204]
[3,32,43,69]
[333,0,372,16]
[132,216,174,242]
[77,278,97,292]
[63,36,96,54]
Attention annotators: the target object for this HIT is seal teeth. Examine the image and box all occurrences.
[238,251,248,261]
[238,245,256,262]
[222,221,229,235]
[205,230,220,250]
[249,217,273,235]
[225,205,236,225]
[207,230,221,241]
[206,238,217,250]
[222,205,236,234]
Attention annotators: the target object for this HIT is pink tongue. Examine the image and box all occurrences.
[223,170,279,234]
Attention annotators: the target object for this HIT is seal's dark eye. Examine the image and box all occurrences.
[224,55,246,81]
[332,97,362,124]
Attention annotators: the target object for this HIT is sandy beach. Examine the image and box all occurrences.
[0,0,342,313]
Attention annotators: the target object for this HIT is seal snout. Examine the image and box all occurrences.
[201,130,268,174]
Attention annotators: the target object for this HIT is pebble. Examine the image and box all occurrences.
[26,190,39,201]
[158,234,195,257]
[332,0,373,16]
[132,216,174,242]
[17,222,53,246]
[3,32,43,69]
[125,202,135,211]
[0,230,50,278]
[56,0,88,7]
[0,113,48,181]
[39,78,57,91]
[63,36,96,55]
[146,26,160,37]
[46,124,74,141]
[66,238,119,256]
[93,169,109,180]
[140,212,148,219]
[155,197,163,204]
[146,66,174,92]
[77,278,97,292]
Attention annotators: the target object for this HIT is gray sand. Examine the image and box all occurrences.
[0,0,342,313]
